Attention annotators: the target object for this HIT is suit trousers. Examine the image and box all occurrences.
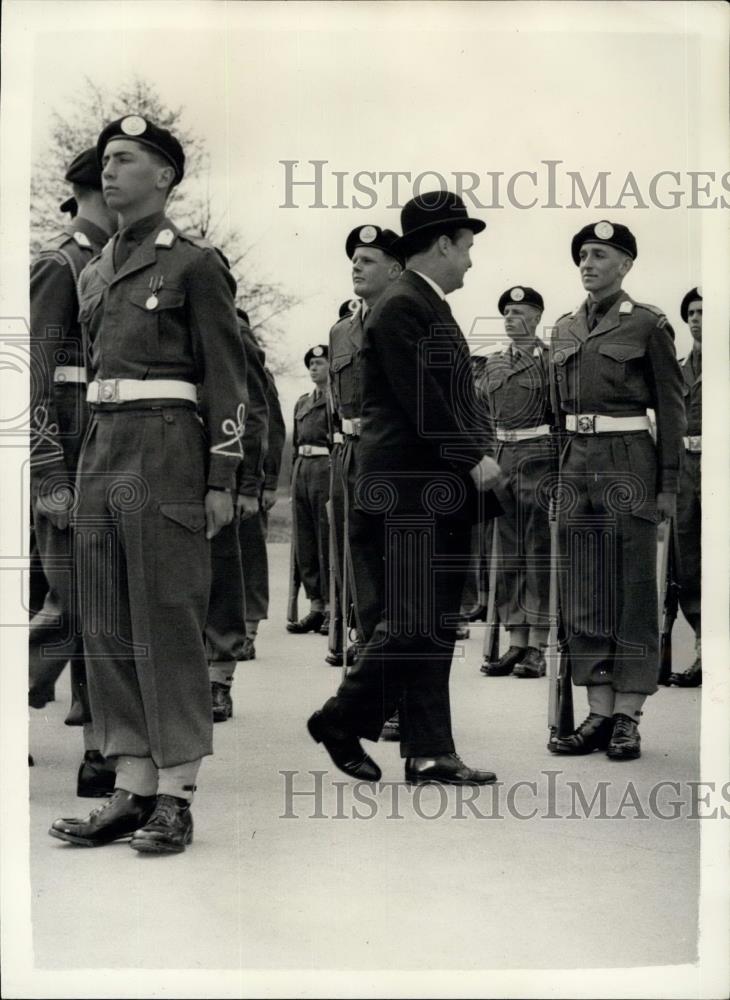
[323,507,473,757]
[676,452,700,635]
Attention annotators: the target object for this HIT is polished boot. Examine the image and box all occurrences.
[129,794,193,854]
[405,753,497,786]
[286,611,325,634]
[324,643,357,667]
[239,636,256,661]
[307,711,381,781]
[466,604,487,623]
[513,646,546,678]
[454,624,470,640]
[481,645,526,676]
[606,713,641,760]
[77,750,116,798]
[379,712,400,742]
[552,713,614,755]
[211,682,233,723]
[49,789,156,846]
[319,612,331,636]
[669,658,702,688]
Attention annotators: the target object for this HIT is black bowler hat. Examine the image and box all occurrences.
[60,147,102,213]
[680,286,702,323]
[338,299,359,319]
[97,115,185,184]
[304,344,329,368]
[396,191,486,256]
[345,225,404,265]
[498,286,544,315]
[571,220,637,265]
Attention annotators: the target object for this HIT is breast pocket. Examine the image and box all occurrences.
[597,341,645,392]
[129,286,186,361]
[331,352,359,410]
[551,341,580,406]
[77,289,105,326]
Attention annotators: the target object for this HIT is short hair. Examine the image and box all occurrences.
[145,147,176,192]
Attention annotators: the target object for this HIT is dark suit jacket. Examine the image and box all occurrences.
[356,269,501,519]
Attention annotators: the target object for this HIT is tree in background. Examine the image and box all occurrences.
[32,76,297,373]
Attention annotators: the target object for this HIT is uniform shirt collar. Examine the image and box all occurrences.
[410,269,446,300]
[508,339,541,359]
[120,210,166,246]
[586,288,624,320]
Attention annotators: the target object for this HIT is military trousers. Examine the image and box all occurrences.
[558,432,659,695]
[322,507,473,758]
[206,519,247,676]
[494,440,554,629]
[240,507,269,623]
[75,403,213,768]
[292,454,330,605]
[676,452,700,635]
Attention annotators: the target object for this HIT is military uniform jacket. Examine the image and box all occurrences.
[292,389,330,468]
[479,339,553,435]
[358,269,499,517]
[329,305,364,424]
[263,367,285,492]
[237,313,269,497]
[30,218,110,497]
[680,351,702,436]
[551,291,685,493]
[77,216,247,490]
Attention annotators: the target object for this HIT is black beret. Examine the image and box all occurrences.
[571,220,637,265]
[338,299,359,319]
[680,287,702,323]
[498,286,544,315]
[97,115,185,185]
[345,225,404,266]
[304,344,329,368]
[60,147,102,213]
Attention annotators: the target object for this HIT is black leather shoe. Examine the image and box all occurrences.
[239,637,256,661]
[325,643,357,667]
[669,658,702,688]
[211,682,233,723]
[405,753,497,786]
[77,750,116,798]
[28,683,56,709]
[29,754,34,767]
[552,713,614,755]
[129,794,193,854]
[481,645,526,676]
[49,788,156,846]
[379,713,400,742]
[606,713,641,760]
[307,711,381,781]
[466,604,487,623]
[513,646,546,678]
[319,612,331,636]
[455,624,470,640]
[287,611,325,634]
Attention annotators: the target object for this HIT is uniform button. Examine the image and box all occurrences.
[164,414,174,423]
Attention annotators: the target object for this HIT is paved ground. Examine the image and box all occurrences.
[28,543,701,975]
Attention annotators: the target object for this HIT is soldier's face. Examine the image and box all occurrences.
[351,247,400,302]
[101,139,171,210]
[503,304,541,339]
[687,301,702,343]
[578,243,632,295]
[442,229,474,291]
[308,358,328,385]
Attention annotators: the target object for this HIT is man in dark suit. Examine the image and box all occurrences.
[308,191,502,785]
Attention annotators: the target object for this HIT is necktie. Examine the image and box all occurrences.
[586,302,599,331]
[113,229,137,271]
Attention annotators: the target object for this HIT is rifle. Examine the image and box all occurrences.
[547,497,574,752]
[287,496,300,624]
[657,517,681,686]
[326,497,340,655]
[480,518,500,668]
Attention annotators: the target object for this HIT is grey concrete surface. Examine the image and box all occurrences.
[29,543,700,972]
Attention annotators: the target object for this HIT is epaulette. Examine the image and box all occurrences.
[633,301,665,318]
[39,230,75,253]
[553,312,572,326]
[177,231,213,251]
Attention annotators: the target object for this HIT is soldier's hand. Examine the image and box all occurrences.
[205,489,234,539]
[35,488,74,531]
[657,492,677,521]
[262,488,277,512]
[469,454,503,493]
[236,493,259,521]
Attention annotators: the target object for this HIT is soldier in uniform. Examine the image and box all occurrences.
[29,148,117,795]
[49,116,247,853]
[326,226,404,670]
[479,286,556,679]
[207,308,269,722]
[286,345,331,635]
[307,192,502,786]
[668,287,702,687]
[550,221,685,760]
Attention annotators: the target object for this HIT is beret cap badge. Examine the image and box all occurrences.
[510,287,525,302]
[594,221,614,240]
[121,115,147,137]
[359,225,378,244]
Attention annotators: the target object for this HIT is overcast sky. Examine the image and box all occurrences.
[18,0,726,420]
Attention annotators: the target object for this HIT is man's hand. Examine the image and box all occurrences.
[657,492,677,521]
[205,489,234,539]
[261,488,277,512]
[35,488,74,531]
[235,493,259,521]
[469,454,503,493]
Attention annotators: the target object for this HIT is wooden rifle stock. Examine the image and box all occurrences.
[547,496,574,751]
[481,518,500,666]
[658,517,680,685]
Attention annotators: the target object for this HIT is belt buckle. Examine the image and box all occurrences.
[301,445,312,456]
[577,414,596,434]
[689,435,701,452]
[97,378,120,403]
